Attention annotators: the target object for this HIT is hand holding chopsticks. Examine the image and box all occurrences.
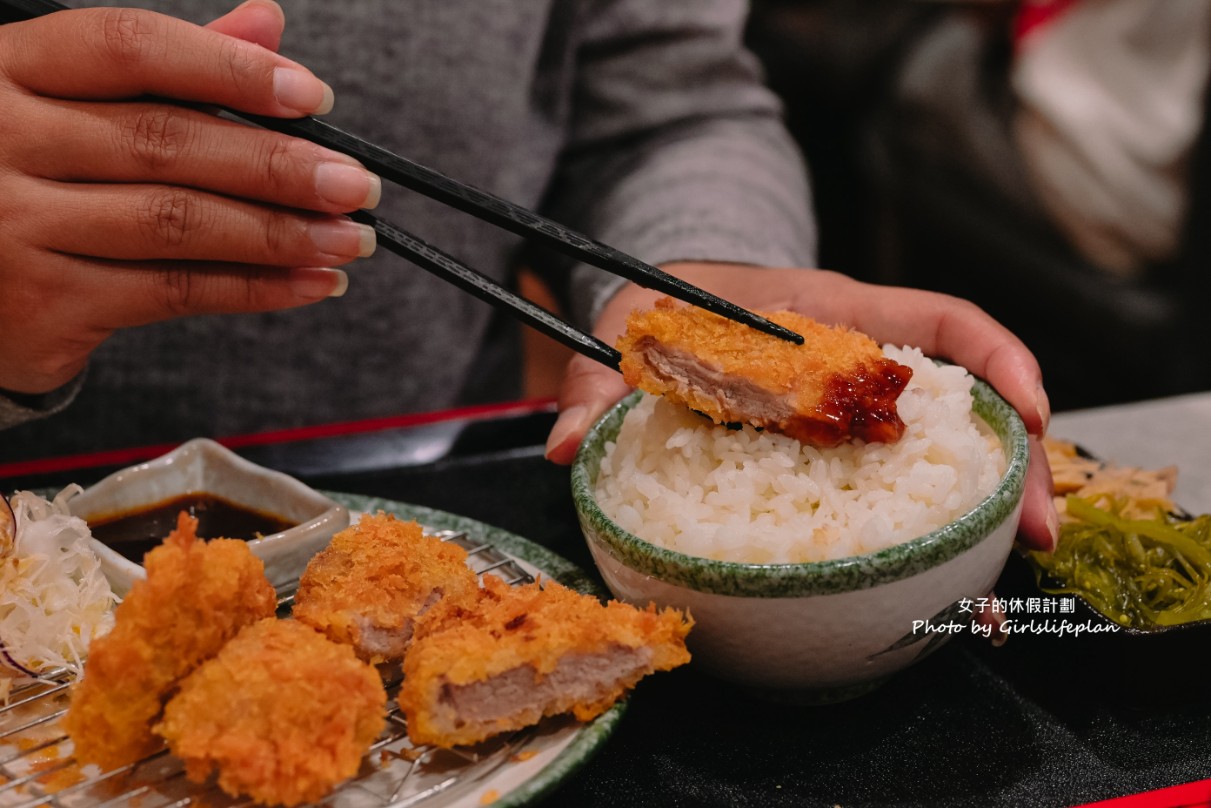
[0,1,380,395]
[239,113,805,370]
[1,0,804,375]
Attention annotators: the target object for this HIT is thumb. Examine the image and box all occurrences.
[544,354,631,465]
[205,0,286,51]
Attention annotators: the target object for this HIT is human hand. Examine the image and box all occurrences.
[0,1,381,395]
[544,263,1058,552]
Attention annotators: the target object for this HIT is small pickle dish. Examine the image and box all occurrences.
[68,438,348,595]
[996,511,1211,710]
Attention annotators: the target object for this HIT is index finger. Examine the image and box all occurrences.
[0,6,332,116]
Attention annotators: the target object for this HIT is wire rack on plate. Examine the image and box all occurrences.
[0,528,559,808]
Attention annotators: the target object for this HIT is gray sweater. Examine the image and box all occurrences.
[0,0,814,461]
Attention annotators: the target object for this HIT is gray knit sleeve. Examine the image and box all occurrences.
[539,0,817,327]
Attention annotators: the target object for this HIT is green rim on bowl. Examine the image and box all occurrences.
[572,382,1029,598]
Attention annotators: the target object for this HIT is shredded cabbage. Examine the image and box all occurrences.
[1,486,116,691]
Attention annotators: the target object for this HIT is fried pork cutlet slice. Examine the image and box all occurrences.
[399,575,692,748]
[292,513,480,663]
[617,297,913,447]
[156,618,387,808]
[63,514,277,770]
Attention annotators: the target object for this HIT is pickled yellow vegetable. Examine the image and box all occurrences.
[1029,496,1211,629]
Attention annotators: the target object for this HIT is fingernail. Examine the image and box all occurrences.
[273,67,334,114]
[290,267,348,300]
[308,220,376,258]
[315,163,381,210]
[1035,381,1051,437]
[544,405,589,460]
[363,173,382,210]
[1044,503,1060,552]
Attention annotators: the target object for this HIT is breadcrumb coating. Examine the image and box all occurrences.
[156,618,387,807]
[400,575,691,747]
[617,298,912,447]
[63,514,277,770]
[293,513,480,662]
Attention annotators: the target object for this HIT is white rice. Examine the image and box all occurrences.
[594,345,1006,563]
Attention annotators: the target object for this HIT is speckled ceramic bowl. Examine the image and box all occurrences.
[572,385,1029,701]
[69,438,348,595]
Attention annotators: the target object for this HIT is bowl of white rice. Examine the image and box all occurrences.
[572,345,1029,700]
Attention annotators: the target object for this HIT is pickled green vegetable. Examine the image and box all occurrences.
[1029,497,1211,629]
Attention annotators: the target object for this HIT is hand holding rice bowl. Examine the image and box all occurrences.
[572,346,1029,698]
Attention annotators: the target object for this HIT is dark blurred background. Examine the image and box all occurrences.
[744,0,1211,413]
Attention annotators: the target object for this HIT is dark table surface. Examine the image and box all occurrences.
[6,401,1211,808]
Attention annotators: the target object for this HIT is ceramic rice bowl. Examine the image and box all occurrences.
[572,385,1029,701]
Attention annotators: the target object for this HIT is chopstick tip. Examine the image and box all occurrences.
[779,325,805,345]
[749,315,803,345]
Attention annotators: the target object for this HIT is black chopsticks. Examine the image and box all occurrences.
[347,210,627,370]
[2,0,805,372]
[239,114,805,349]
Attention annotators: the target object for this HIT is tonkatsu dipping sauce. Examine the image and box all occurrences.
[88,494,295,562]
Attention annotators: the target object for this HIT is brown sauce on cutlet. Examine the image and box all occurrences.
[784,360,913,447]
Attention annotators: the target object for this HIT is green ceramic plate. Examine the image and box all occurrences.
[8,491,622,808]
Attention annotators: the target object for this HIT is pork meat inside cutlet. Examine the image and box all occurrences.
[616,297,913,447]
[292,513,479,663]
[398,575,692,748]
